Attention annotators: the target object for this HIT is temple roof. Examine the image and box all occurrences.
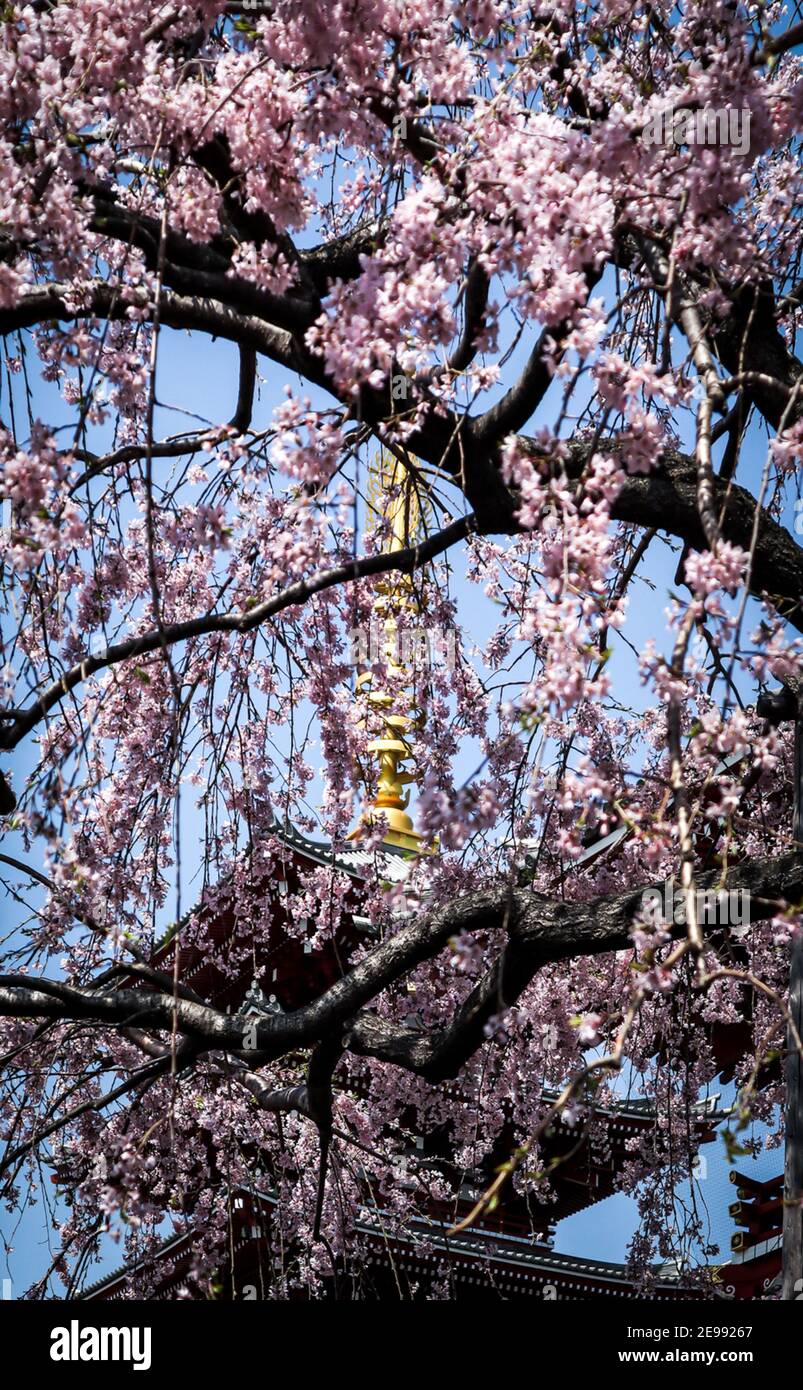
[80,1190,701,1302]
[270,818,413,883]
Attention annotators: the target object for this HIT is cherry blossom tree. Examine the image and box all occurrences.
[1,0,802,1299]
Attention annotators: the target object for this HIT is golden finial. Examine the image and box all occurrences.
[349,449,430,853]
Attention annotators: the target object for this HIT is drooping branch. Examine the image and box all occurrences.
[0,515,474,752]
[69,344,258,492]
[0,1043,197,1181]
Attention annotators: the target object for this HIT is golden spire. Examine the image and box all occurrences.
[348,449,429,853]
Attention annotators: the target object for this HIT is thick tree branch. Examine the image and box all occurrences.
[562,441,803,632]
[345,851,803,1080]
[0,280,309,378]
[445,259,490,376]
[711,280,803,432]
[474,267,602,443]
[1,853,799,1082]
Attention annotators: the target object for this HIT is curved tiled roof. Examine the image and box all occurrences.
[273,819,412,881]
[81,1192,697,1301]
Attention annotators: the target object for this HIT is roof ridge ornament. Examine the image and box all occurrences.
[239,979,284,1018]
